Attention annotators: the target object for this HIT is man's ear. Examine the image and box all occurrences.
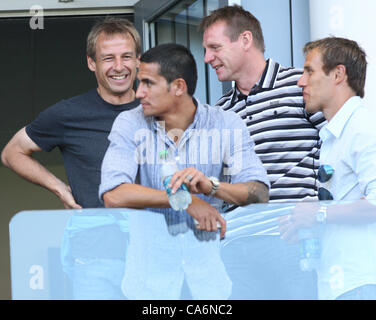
[334,64,347,84]
[87,56,96,72]
[240,30,253,50]
[171,78,187,96]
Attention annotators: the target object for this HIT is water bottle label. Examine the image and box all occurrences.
[300,238,321,259]
[163,176,189,196]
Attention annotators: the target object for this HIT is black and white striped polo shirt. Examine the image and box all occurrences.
[216,59,327,202]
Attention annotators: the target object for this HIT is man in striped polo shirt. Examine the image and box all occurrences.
[201,5,326,299]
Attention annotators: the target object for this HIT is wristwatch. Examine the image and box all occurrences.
[316,205,328,224]
[207,176,220,196]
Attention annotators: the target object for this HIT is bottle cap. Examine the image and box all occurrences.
[159,150,169,159]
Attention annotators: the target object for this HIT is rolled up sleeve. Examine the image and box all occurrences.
[99,113,139,201]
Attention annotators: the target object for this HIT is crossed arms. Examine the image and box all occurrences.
[102,172,269,238]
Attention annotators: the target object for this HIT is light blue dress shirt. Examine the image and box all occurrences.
[317,96,376,299]
[99,100,269,299]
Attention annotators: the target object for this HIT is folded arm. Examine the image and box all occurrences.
[103,183,170,209]
[102,182,226,237]
[279,199,376,243]
[168,167,269,205]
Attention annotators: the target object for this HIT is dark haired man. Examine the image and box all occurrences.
[99,43,269,299]
[280,37,376,300]
[200,5,326,299]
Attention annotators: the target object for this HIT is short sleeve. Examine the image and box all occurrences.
[25,101,66,152]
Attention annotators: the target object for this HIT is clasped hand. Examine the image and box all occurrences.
[278,202,319,243]
[168,167,226,238]
[168,167,212,195]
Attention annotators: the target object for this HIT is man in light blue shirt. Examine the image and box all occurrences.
[279,37,376,300]
[99,43,269,299]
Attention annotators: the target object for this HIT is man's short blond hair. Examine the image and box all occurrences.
[200,5,265,53]
[87,17,141,60]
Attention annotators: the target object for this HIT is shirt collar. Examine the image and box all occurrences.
[230,58,280,103]
[259,58,280,90]
[152,97,202,132]
[319,96,363,141]
[187,98,202,129]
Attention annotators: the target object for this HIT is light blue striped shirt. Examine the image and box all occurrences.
[98,99,269,299]
[99,100,269,226]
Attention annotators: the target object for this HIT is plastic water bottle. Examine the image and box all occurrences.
[160,150,192,211]
[299,228,321,271]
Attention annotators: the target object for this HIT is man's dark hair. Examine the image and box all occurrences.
[140,43,197,96]
[200,5,265,53]
[304,37,367,98]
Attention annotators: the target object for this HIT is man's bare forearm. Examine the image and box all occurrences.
[3,139,59,191]
[1,127,80,208]
[103,183,171,208]
[243,181,269,204]
[213,180,269,205]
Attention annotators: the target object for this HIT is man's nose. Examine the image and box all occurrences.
[297,74,306,88]
[135,84,144,99]
[204,49,214,64]
[113,57,124,72]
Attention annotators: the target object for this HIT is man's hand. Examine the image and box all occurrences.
[168,167,212,195]
[278,202,319,243]
[56,182,82,209]
[187,196,226,239]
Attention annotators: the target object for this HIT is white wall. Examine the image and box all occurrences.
[242,0,292,67]
[309,0,376,108]
[240,0,310,68]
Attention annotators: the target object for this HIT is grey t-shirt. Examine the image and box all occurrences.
[26,89,139,208]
